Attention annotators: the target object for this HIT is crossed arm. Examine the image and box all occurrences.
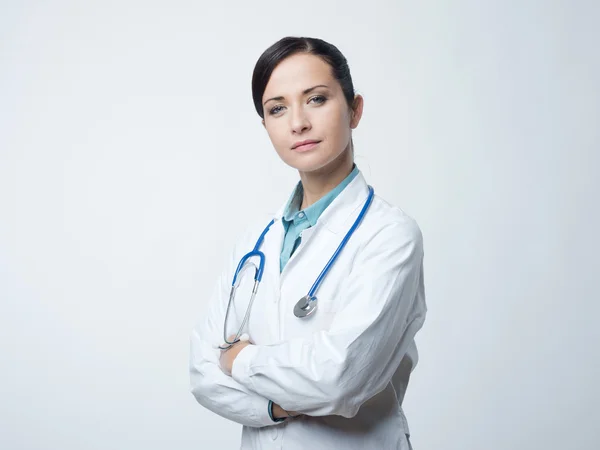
[189,268,288,427]
[189,221,425,424]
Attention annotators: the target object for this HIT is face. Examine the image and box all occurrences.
[261,53,363,174]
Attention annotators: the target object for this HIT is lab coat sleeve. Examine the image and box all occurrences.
[189,231,277,428]
[231,220,426,418]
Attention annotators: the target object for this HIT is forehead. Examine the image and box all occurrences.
[263,53,336,99]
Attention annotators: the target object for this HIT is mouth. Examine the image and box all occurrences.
[292,140,321,152]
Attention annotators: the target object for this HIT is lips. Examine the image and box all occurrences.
[292,141,320,152]
[292,139,321,149]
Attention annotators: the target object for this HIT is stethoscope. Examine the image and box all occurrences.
[219,186,375,350]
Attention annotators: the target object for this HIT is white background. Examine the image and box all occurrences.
[1,1,598,449]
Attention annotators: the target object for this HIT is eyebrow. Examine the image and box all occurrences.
[263,84,330,106]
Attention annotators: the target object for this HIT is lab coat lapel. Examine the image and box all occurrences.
[275,172,370,286]
[317,172,370,235]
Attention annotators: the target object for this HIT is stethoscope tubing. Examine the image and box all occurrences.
[219,186,374,350]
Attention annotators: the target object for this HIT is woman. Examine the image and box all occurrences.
[189,36,426,450]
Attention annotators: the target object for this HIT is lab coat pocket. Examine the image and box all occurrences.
[318,311,338,330]
[307,289,341,331]
[306,309,338,332]
[288,306,338,337]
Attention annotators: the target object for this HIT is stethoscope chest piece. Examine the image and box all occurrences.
[294,295,318,318]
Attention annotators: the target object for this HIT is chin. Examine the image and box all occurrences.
[286,154,334,173]
[292,149,351,174]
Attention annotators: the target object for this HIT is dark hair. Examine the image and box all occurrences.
[251,36,356,119]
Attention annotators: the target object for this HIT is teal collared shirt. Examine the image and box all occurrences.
[279,165,359,272]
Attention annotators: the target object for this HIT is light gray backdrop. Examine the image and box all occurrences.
[1,1,598,449]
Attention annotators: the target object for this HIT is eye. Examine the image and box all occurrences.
[309,95,327,104]
[268,95,327,116]
[269,105,284,115]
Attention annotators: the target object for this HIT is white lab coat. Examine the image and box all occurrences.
[190,172,426,450]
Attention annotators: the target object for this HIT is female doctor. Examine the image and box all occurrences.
[189,36,426,450]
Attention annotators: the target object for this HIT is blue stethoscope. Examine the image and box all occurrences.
[219,186,375,350]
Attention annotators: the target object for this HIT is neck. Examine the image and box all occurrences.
[298,146,354,210]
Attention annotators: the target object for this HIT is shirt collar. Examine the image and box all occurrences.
[282,165,359,228]
[274,166,370,235]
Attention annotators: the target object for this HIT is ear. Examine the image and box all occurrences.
[262,119,266,128]
[349,94,364,129]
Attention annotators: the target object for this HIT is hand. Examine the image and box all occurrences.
[272,402,301,419]
[219,335,252,376]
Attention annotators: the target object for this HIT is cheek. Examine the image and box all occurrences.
[265,125,290,157]
[321,100,349,128]
[321,110,350,142]
[265,123,283,144]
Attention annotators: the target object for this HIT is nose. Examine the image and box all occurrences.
[290,106,311,135]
